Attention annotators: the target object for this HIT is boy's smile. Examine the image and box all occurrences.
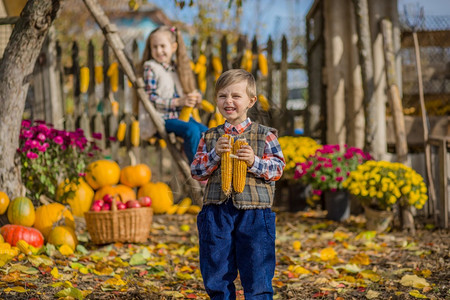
[216,81,256,126]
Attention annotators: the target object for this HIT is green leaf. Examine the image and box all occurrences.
[55,287,84,300]
[130,253,147,266]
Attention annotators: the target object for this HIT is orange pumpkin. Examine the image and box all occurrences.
[34,203,75,239]
[138,182,173,214]
[119,164,152,188]
[7,197,35,227]
[0,224,44,248]
[48,226,78,251]
[56,178,94,217]
[0,191,10,215]
[94,184,136,203]
[85,160,121,190]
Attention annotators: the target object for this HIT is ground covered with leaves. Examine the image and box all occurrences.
[0,210,449,300]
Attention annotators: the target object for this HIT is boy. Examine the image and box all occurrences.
[191,69,286,300]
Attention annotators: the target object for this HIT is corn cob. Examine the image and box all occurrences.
[16,240,32,255]
[107,62,119,92]
[208,119,217,128]
[201,100,215,113]
[95,65,103,84]
[221,134,234,196]
[215,111,225,125]
[117,121,126,141]
[241,49,253,72]
[179,106,193,122]
[0,248,19,257]
[80,67,90,93]
[186,205,201,214]
[258,94,270,111]
[131,120,140,147]
[258,53,268,76]
[111,100,119,116]
[212,56,223,80]
[232,139,248,193]
[192,108,202,123]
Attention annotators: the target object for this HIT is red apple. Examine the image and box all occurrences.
[126,200,141,209]
[92,199,104,208]
[91,204,102,212]
[103,194,114,204]
[102,203,111,211]
[116,202,127,210]
[138,196,152,207]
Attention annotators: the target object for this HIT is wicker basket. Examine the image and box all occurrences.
[84,201,153,244]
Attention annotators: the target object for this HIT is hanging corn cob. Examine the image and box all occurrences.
[192,108,202,123]
[208,118,217,128]
[201,100,215,113]
[212,56,223,80]
[80,67,90,93]
[95,65,103,84]
[107,62,119,92]
[258,94,270,111]
[158,139,167,149]
[111,100,119,116]
[221,134,234,196]
[130,119,140,147]
[117,121,126,142]
[232,139,248,193]
[241,49,253,72]
[258,52,268,77]
[215,111,225,125]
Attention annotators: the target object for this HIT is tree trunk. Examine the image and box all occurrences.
[352,0,377,156]
[0,0,61,198]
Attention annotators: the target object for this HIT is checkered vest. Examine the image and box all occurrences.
[203,123,276,209]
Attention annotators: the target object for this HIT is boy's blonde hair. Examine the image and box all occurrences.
[214,69,256,99]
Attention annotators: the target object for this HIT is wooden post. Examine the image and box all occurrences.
[72,41,81,118]
[87,40,97,118]
[82,0,203,204]
[280,35,289,135]
[204,36,215,103]
[221,35,229,72]
[381,19,408,165]
[352,0,376,154]
[266,36,273,104]
[412,30,438,220]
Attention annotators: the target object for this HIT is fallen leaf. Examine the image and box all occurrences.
[4,286,27,293]
[366,290,380,299]
[409,289,428,299]
[400,275,430,288]
[320,247,337,261]
[51,267,62,279]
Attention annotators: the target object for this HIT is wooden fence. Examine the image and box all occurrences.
[24,33,305,202]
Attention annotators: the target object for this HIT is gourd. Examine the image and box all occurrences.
[7,197,35,227]
[138,182,173,214]
[221,134,234,196]
[56,178,94,217]
[0,191,10,215]
[48,226,78,251]
[85,160,121,190]
[232,139,248,193]
[0,224,44,248]
[119,164,151,188]
[34,203,75,239]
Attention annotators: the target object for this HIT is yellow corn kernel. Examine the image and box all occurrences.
[131,120,140,147]
[16,240,32,255]
[186,205,201,214]
[117,121,126,142]
[258,94,270,111]
[201,100,215,113]
[192,108,202,123]
[179,106,193,122]
[258,53,268,77]
[0,242,11,250]
[232,139,248,193]
[0,248,18,257]
[80,67,90,93]
[208,119,218,128]
[221,134,234,196]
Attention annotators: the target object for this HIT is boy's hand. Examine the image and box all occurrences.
[216,136,232,156]
[236,144,255,167]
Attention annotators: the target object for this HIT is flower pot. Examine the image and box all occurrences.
[323,190,350,221]
[288,183,309,212]
[363,205,394,232]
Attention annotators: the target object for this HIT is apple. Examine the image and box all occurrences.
[91,204,102,212]
[101,203,111,211]
[102,194,114,204]
[138,196,152,207]
[116,202,127,210]
[126,200,141,209]
[92,199,104,207]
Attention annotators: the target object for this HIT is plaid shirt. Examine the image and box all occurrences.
[191,118,285,182]
[143,60,181,119]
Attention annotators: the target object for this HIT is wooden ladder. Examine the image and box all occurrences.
[82,0,203,205]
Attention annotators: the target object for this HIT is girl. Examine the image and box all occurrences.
[140,25,208,163]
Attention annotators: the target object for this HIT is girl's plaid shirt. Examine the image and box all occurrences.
[191,118,285,182]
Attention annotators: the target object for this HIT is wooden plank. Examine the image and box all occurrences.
[266,36,273,102]
[72,41,82,117]
[87,40,97,118]
[279,35,288,134]
[220,35,229,72]
[401,30,450,48]
[386,116,449,145]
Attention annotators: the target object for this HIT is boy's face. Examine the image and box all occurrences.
[216,81,256,126]
[150,31,177,65]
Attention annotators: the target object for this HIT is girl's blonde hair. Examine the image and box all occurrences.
[141,25,196,94]
[214,69,256,99]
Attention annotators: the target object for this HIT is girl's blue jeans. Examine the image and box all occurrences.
[197,199,276,300]
[165,117,208,164]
